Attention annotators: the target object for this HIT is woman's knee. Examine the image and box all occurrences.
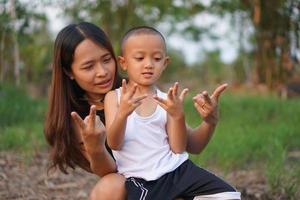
[90,173,126,200]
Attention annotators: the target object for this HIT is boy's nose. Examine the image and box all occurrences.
[145,60,154,69]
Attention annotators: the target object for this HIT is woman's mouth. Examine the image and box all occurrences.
[95,79,112,88]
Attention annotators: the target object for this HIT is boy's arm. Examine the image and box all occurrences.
[104,90,126,150]
[186,84,227,154]
[166,113,187,153]
[154,82,189,153]
[105,80,147,150]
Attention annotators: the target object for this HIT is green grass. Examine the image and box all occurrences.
[0,84,47,152]
[185,92,300,197]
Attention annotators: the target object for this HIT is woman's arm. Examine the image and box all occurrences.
[186,122,216,154]
[186,84,228,154]
[71,106,116,177]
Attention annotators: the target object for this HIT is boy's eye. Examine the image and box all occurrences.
[135,57,143,61]
[155,57,162,61]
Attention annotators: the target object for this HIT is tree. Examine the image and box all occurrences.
[210,0,300,88]
[59,0,207,53]
[0,0,52,87]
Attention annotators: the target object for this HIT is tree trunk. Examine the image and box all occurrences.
[9,0,21,86]
[0,30,6,82]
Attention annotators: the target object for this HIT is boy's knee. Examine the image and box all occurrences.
[90,173,126,200]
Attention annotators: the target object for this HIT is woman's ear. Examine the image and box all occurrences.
[118,56,127,71]
[63,68,75,80]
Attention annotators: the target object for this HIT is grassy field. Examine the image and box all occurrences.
[1,84,300,197]
[185,92,300,197]
[0,84,47,152]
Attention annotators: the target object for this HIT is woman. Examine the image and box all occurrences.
[44,22,229,200]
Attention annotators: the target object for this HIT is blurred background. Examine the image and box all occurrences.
[0,0,300,199]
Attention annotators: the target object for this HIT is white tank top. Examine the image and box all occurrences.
[112,88,188,181]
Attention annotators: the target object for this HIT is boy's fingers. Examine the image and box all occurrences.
[179,88,189,101]
[173,82,179,97]
[153,98,168,110]
[153,95,167,105]
[211,83,228,102]
[167,87,173,100]
[71,112,85,129]
[121,79,127,94]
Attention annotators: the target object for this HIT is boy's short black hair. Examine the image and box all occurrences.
[121,26,166,54]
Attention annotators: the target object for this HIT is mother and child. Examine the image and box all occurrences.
[44,22,241,200]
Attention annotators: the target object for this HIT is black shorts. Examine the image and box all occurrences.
[125,159,237,200]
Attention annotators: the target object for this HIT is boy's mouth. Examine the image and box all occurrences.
[141,72,154,79]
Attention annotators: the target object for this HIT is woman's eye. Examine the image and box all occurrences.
[83,65,93,70]
[103,57,112,63]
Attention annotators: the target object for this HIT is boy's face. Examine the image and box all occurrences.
[119,34,169,86]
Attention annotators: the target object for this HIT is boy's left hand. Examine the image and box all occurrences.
[153,82,189,119]
[193,83,228,125]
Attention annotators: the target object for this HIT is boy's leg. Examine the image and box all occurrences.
[171,160,240,200]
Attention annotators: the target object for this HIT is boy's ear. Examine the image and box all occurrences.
[163,56,170,70]
[118,56,127,70]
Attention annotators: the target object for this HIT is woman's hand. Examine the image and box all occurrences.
[154,82,189,119]
[193,83,228,125]
[71,105,106,154]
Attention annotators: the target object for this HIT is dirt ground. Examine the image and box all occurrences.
[0,151,294,200]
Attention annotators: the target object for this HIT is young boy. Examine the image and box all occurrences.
[104,26,240,200]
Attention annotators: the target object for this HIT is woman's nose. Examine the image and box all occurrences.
[95,63,108,77]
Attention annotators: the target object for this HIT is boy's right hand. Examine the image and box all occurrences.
[118,79,147,117]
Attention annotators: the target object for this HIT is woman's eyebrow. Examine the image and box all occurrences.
[81,60,94,66]
[101,52,111,58]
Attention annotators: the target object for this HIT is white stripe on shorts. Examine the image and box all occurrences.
[130,178,148,200]
[193,191,241,200]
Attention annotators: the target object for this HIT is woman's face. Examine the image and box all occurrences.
[70,39,116,100]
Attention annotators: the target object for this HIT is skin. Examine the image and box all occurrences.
[68,37,228,200]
